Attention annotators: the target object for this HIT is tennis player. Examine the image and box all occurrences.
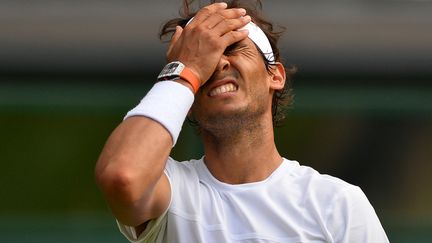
[95,1,389,242]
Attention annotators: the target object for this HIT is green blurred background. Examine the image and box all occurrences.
[1,0,431,242]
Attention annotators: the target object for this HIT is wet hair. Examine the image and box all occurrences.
[160,0,296,126]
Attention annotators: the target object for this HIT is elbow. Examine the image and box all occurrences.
[95,159,142,204]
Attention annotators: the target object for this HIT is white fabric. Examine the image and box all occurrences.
[124,81,194,145]
[239,21,275,63]
[118,157,389,243]
[186,18,275,63]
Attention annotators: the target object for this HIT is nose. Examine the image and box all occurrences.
[215,54,230,72]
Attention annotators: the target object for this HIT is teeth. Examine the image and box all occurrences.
[209,83,237,96]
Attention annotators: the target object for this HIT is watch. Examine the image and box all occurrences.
[157,61,200,93]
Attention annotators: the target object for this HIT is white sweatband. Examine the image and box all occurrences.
[186,18,275,63]
[124,81,195,146]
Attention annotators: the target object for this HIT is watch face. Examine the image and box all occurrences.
[163,62,179,75]
[158,61,184,80]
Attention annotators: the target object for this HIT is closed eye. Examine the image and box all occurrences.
[224,43,248,56]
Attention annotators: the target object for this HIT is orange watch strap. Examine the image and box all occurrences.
[180,67,201,94]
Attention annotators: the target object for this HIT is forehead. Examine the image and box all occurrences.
[237,38,260,52]
[233,38,268,69]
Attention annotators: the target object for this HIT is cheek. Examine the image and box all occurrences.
[238,58,269,83]
[247,70,271,91]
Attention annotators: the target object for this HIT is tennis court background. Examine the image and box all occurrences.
[1,1,431,242]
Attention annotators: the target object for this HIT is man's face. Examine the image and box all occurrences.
[190,38,274,131]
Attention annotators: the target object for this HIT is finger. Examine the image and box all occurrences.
[188,2,227,27]
[166,26,183,60]
[221,29,249,47]
[204,8,247,29]
[212,15,251,36]
[168,26,183,51]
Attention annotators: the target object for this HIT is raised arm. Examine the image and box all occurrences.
[95,2,250,229]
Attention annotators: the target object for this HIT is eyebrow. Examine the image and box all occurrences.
[224,42,248,55]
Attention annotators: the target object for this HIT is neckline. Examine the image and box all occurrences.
[197,157,291,191]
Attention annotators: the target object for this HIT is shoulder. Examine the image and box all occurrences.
[164,157,202,178]
[163,157,203,195]
[283,159,356,200]
[283,159,389,242]
[284,158,370,213]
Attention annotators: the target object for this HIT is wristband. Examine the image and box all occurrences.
[124,81,195,145]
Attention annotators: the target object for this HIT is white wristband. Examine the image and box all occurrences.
[124,81,195,146]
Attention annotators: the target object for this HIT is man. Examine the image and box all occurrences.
[95,1,389,242]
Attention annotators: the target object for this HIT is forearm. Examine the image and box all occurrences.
[95,116,171,205]
[95,81,193,225]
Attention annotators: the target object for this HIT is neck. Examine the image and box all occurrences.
[201,115,282,184]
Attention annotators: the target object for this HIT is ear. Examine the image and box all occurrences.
[269,62,286,91]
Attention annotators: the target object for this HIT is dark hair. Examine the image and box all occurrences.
[160,0,296,126]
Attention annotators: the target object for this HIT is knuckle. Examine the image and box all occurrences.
[227,31,239,42]
[207,34,218,43]
[216,12,225,20]
[217,42,226,50]
[201,7,211,14]
[223,8,243,18]
[183,24,193,32]
[195,24,207,32]
[213,39,224,48]
[225,19,236,29]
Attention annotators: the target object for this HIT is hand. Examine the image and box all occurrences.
[166,2,251,86]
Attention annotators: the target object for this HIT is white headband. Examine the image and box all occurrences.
[186,18,275,64]
[239,21,275,64]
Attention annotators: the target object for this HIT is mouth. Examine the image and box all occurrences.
[209,83,238,97]
[208,80,239,97]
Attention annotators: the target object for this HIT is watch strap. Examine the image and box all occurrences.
[158,61,201,93]
[179,66,200,93]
